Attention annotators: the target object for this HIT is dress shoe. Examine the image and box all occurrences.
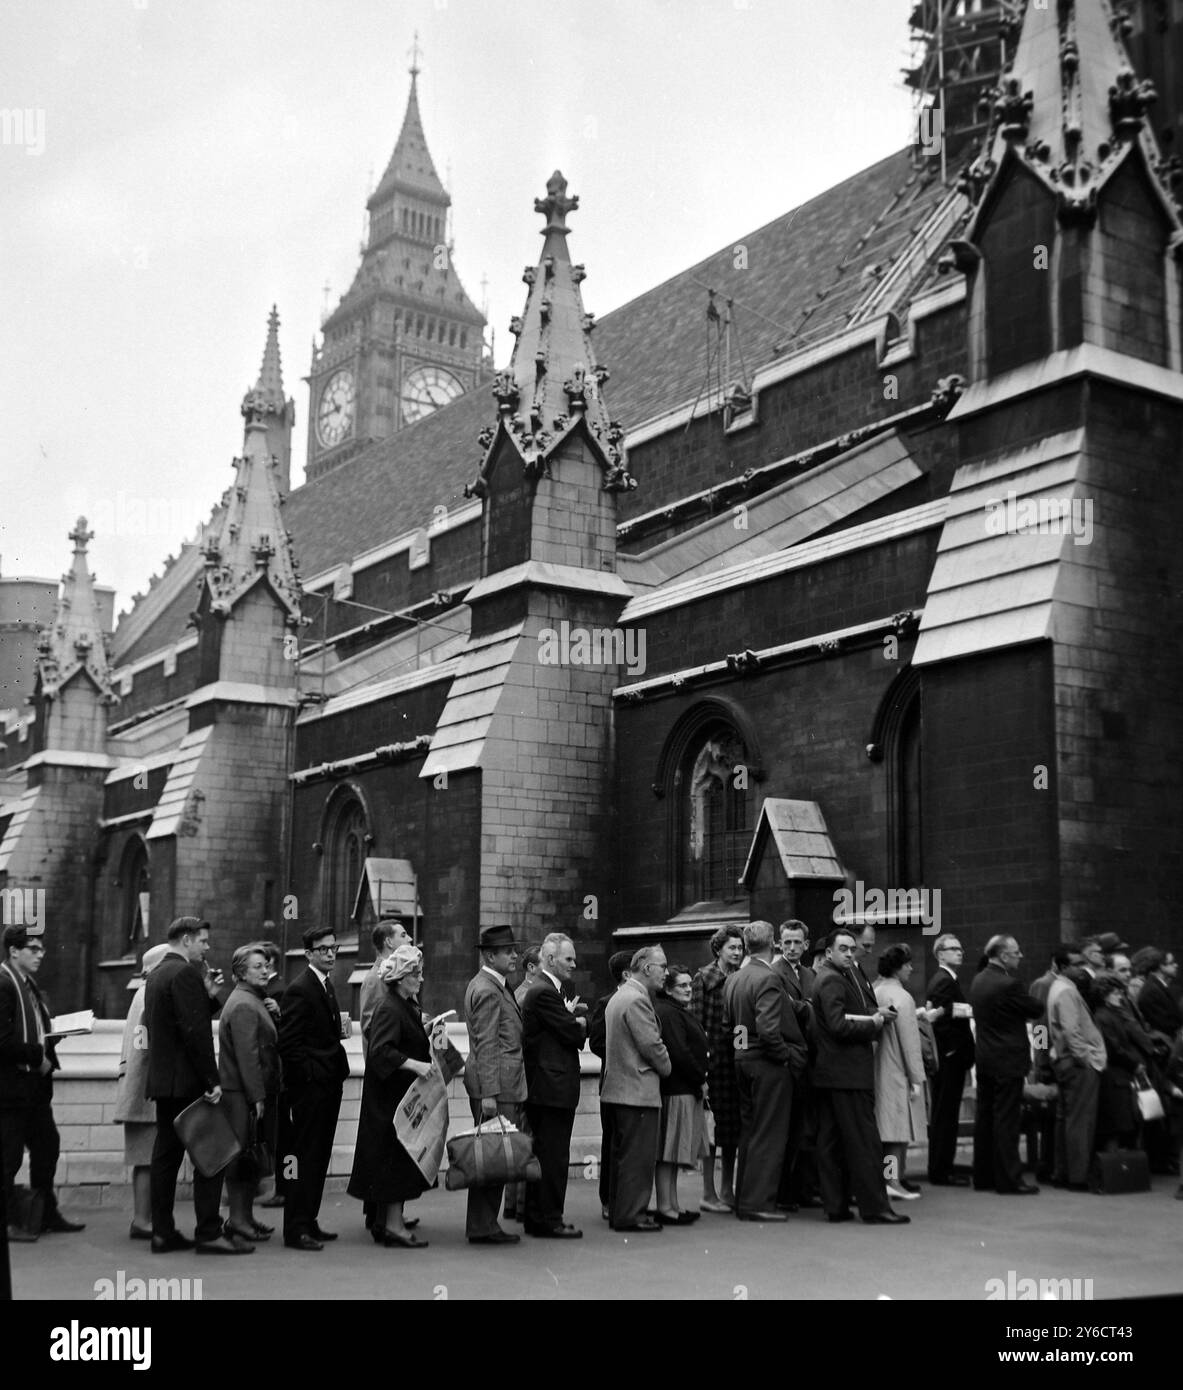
[150,1232,195,1254]
[898,1179,921,1195]
[196,1235,254,1255]
[129,1223,153,1241]
[655,1210,700,1225]
[526,1223,582,1238]
[42,1211,86,1233]
[699,1197,734,1214]
[313,1226,338,1241]
[7,1224,39,1243]
[284,1233,324,1252]
[737,1209,789,1222]
[379,1228,428,1249]
[468,1230,520,1245]
[250,1219,275,1237]
[826,1211,855,1223]
[613,1217,661,1232]
[862,1211,910,1225]
[929,1175,970,1187]
[886,1183,920,1201]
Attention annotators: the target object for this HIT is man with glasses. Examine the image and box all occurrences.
[602,945,672,1232]
[1,926,85,1242]
[925,934,975,1187]
[278,925,350,1251]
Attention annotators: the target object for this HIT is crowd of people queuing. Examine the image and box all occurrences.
[2,913,1180,1254]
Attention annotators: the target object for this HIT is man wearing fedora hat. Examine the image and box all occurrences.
[462,924,525,1245]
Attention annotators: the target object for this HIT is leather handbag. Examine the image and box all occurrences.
[242,1111,274,1179]
[1088,1149,1150,1195]
[1133,1071,1165,1124]
[444,1115,541,1191]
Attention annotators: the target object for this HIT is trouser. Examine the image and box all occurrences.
[283,1080,342,1240]
[973,1073,1025,1192]
[735,1055,793,1216]
[1,1096,62,1218]
[777,1075,818,1204]
[598,1096,615,1210]
[815,1088,891,1218]
[465,1100,521,1237]
[150,1096,226,1243]
[1052,1059,1100,1185]
[606,1104,659,1229]
[927,1054,970,1180]
[524,1103,575,1229]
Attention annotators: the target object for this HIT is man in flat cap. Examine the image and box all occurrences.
[1,926,85,1241]
[462,925,525,1245]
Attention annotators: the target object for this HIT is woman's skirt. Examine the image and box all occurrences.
[123,1121,156,1168]
[659,1094,707,1168]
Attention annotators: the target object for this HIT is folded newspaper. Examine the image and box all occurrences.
[48,1010,95,1038]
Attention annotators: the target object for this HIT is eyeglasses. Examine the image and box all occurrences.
[22,943,45,954]
[312,944,339,955]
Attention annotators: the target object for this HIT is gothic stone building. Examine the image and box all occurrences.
[2,0,1181,1017]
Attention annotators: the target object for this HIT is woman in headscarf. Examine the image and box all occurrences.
[348,944,462,1248]
[219,943,282,1242]
[114,943,171,1241]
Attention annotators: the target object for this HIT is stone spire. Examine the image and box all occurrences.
[241,306,295,494]
[468,171,635,493]
[35,518,117,704]
[960,0,1179,226]
[200,403,302,627]
[371,52,448,204]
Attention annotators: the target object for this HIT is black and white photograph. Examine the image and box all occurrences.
[2,0,1182,1343]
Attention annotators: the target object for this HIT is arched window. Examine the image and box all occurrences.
[121,837,150,953]
[323,794,369,936]
[681,728,751,907]
[870,667,924,887]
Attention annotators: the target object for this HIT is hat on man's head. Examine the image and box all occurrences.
[1097,932,1130,955]
[478,924,519,952]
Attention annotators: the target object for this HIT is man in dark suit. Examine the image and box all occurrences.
[1,927,84,1242]
[925,933,975,1186]
[1133,948,1181,1038]
[811,927,908,1225]
[278,924,350,1251]
[145,916,246,1254]
[772,919,818,1208]
[968,934,1044,1195]
[462,924,525,1245]
[723,921,808,1221]
[521,932,586,1238]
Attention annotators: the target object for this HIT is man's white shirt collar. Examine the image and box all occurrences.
[481,964,508,986]
[541,969,562,992]
[309,963,329,986]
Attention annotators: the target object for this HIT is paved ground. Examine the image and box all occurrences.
[11,1172,1183,1301]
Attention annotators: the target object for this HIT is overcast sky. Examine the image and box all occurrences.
[1,0,919,612]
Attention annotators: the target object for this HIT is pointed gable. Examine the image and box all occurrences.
[36,518,117,705]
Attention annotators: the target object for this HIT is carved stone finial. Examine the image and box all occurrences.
[993,77,1034,142]
[1109,68,1156,140]
[533,170,579,235]
[69,517,93,551]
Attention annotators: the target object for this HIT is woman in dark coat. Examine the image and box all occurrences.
[654,965,708,1224]
[690,925,745,1212]
[218,944,282,1243]
[347,944,460,1248]
[1093,974,1151,1152]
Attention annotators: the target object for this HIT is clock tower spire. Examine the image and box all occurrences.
[306,50,486,482]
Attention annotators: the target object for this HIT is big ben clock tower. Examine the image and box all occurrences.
[306,51,486,482]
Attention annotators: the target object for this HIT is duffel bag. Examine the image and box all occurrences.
[444,1115,541,1191]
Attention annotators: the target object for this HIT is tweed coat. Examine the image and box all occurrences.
[691,959,740,1145]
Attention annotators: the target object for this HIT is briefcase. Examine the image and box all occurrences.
[444,1117,541,1191]
[1088,1149,1150,1195]
[173,1095,242,1178]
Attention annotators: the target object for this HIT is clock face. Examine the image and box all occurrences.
[400,365,463,424]
[317,369,355,448]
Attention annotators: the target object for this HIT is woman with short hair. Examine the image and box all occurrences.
[218,944,282,1242]
[873,943,927,1201]
[654,965,708,1224]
